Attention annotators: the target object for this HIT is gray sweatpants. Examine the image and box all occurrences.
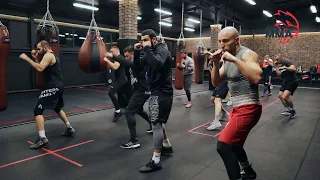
[152,123,166,149]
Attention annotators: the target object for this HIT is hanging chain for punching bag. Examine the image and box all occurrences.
[177,1,185,49]
[36,0,58,44]
[158,0,165,44]
[195,10,205,51]
[87,0,100,40]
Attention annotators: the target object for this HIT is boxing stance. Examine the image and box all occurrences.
[104,46,132,122]
[274,54,297,119]
[19,40,75,149]
[177,49,194,108]
[208,27,262,180]
[261,55,273,97]
[136,29,173,173]
[109,46,152,149]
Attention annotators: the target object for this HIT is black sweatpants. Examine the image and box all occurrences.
[108,81,132,110]
[126,88,151,140]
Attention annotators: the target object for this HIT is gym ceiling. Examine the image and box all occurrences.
[1,0,319,38]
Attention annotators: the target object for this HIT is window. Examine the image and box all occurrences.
[58,27,74,47]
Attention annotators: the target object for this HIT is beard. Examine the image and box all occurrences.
[38,50,46,55]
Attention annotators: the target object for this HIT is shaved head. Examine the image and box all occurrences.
[218,26,240,55]
[218,27,239,39]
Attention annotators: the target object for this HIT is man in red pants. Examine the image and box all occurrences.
[206,26,263,180]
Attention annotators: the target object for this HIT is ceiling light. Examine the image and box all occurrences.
[316,17,320,23]
[159,22,172,27]
[59,34,65,37]
[73,3,99,11]
[184,27,195,32]
[187,18,200,23]
[137,16,142,20]
[310,5,317,13]
[79,37,86,40]
[154,8,172,15]
[262,10,272,17]
[244,0,256,5]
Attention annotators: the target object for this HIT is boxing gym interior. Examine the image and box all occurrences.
[1,0,320,179]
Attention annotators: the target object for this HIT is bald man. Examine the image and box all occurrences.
[206,27,262,180]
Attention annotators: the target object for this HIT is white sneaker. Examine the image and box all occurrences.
[207,122,222,131]
[281,110,291,116]
[226,100,233,106]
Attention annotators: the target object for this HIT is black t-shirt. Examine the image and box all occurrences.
[112,55,128,84]
[280,59,297,82]
[113,54,149,91]
[140,43,173,95]
[43,52,64,88]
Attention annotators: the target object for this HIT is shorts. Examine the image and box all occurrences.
[148,94,173,125]
[126,88,150,114]
[218,104,262,147]
[280,81,298,95]
[184,74,193,91]
[212,81,229,99]
[35,87,64,110]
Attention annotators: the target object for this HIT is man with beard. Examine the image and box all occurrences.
[19,40,75,149]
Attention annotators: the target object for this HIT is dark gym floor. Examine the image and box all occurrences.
[0,82,319,180]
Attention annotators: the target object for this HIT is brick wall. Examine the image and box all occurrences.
[185,32,320,69]
[119,0,138,39]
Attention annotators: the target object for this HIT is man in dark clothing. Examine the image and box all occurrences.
[109,45,152,149]
[104,46,132,122]
[19,40,75,149]
[135,29,173,173]
[274,54,298,119]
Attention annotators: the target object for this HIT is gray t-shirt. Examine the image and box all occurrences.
[182,56,194,75]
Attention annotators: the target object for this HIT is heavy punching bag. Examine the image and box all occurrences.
[0,22,10,111]
[193,47,205,84]
[78,32,108,73]
[35,24,60,89]
[174,39,185,90]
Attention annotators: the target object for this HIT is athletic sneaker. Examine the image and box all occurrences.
[226,100,233,106]
[240,165,257,179]
[29,137,49,149]
[185,101,192,108]
[113,111,123,122]
[120,139,140,149]
[281,110,291,116]
[289,109,296,119]
[207,121,222,131]
[146,128,153,134]
[62,127,75,137]
[161,146,173,156]
[139,160,162,173]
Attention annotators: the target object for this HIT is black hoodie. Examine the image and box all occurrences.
[139,43,173,96]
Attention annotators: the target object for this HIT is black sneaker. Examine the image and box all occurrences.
[161,146,173,156]
[241,165,257,179]
[289,109,296,119]
[139,160,162,173]
[120,139,141,149]
[30,137,49,149]
[62,127,75,137]
[113,111,123,122]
